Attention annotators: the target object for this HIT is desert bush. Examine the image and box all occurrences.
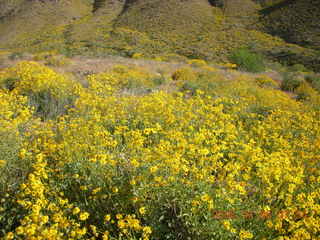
[172,67,197,81]
[180,81,201,95]
[295,82,318,101]
[179,70,224,96]
[229,48,266,73]
[305,73,320,92]
[280,72,304,92]
[152,74,168,86]
[290,63,308,73]
[266,60,284,72]
[0,61,79,119]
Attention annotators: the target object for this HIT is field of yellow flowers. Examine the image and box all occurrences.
[0,61,319,240]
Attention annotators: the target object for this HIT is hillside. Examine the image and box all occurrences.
[0,0,319,69]
[262,0,320,50]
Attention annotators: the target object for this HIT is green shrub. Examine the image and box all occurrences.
[290,64,308,72]
[152,75,167,86]
[28,90,75,120]
[229,48,266,73]
[280,72,304,92]
[305,73,320,92]
[305,74,320,83]
[180,81,200,95]
[295,82,318,101]
[266,61,284,72]
[0,77,17,91]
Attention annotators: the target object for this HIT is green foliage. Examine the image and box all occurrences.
[229,48,266,73]
[152,75,168,86]
[28,90,75,120]
[295,82,316,101]
[180,81,201,96]
[290,64,308,73]
[280,72,304,92]
[305,73,320,93]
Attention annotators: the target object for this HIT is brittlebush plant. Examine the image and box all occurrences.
[0,61,80,119]
[0,61,320,240]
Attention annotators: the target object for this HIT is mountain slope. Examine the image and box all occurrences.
[262,0,320,50]
[0,0,319,70]
[0,0,91,49]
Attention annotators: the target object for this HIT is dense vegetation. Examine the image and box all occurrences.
[0,0,319,239]
[0,57,319,239]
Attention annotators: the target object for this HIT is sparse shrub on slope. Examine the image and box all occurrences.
[305,73,320,93]
[290,64,308,73]
[295,82,318,101]
[280,72,304,92]
[229,48,266,73]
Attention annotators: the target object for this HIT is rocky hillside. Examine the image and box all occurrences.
[262,0,320,50]
[0,0,319,69]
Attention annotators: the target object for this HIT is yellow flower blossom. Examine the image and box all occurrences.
[79,212,90,221]
[139,207,146,215]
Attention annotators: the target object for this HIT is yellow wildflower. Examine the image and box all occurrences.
[139,207,146,215]
[79,212,90,221]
